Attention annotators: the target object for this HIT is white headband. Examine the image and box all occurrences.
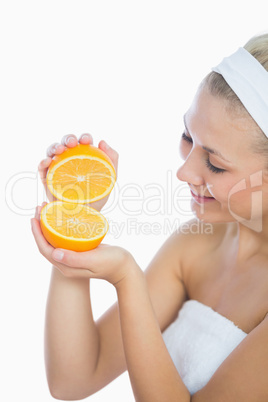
[212,47,268,138]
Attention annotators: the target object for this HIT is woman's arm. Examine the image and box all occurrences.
[192,314,268,402]
[45,267,100,399]
[115,262,191,402]
[32,213,127,399]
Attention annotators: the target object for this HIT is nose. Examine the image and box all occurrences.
[176,152,204,186]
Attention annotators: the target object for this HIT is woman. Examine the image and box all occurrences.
[31,33,268,401]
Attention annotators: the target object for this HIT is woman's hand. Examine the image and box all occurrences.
[38,133,119,211]
[31,204,138,287]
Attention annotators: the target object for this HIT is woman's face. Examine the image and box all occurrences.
[177,86,268,228]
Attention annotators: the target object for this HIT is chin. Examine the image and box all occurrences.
[191,204,236,224]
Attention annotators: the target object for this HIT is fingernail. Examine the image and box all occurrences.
[53,249,64,261]
[66,137,74,144]
[81,134,89,140]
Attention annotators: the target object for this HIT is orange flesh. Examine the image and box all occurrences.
[40,202,109,251]
[45,203,107,239]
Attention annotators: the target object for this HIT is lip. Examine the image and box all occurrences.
[190,190,216,203]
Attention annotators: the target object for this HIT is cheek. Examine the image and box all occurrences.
[207,178,233,202]
[205,177,241,209]
[215,177,257,220]
[228,182,255,216]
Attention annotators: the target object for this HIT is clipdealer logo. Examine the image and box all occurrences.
[228,170,263,233]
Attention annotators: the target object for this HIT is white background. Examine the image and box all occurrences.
[1,1,267,401]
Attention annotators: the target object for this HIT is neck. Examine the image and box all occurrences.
[232,214,268,262]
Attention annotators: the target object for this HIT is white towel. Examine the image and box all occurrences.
[162,300,247,395]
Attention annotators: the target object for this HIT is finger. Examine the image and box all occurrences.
[38,201,47,221]
[36,202,48,220]
[38,157,52,184]
[31,218,54,256]
[78,133,93,144]
[61,134,78,148]
[46,142,65,157]
[98,140,119,173]
[35,205,42,221]
[51,247,96,272]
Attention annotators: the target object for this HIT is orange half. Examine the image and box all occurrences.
[40,201,109,251]
[47,144,116,203]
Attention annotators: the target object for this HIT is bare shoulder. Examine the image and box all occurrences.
[175,218,230,267]
[171,218,235,293]
[148,217,230,278]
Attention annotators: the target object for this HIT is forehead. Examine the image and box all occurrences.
[185,88,253,157]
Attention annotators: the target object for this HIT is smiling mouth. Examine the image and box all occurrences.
[190,190,214,198]
[188,185,215,199]
[190,190,216,204]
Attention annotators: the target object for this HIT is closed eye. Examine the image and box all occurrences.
[181,132,192,143]
[181,132,226,174]
[205,158,225,174]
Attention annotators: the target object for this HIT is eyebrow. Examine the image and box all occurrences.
[183,114,231,163]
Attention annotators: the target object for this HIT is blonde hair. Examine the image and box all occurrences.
[201,33,268,165]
